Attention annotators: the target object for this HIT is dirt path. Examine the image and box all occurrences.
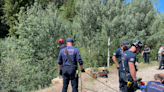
[37,65,164,92]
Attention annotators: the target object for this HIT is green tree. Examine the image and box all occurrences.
[3,0,53,36]
[64,0,76,21]
[73,0,160,67]
[0,0,8,38]
[120,0,160,44]
[0,2,70,91]
[3,0,34,36]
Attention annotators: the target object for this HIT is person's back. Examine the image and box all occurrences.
[58,37,85,92]
[145,81,164,92]
[58,46,83,66]
[120,50,136,72]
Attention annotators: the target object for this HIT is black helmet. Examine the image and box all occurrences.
[132,40,143,48]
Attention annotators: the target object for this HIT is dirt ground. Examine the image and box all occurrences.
[37,65,164,92]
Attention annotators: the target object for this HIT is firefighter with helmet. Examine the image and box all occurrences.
[58,38,66,51]
[120,40,143,92]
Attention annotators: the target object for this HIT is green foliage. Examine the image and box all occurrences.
[37,0,51,8]
[2,0,53,36]
[0,0,8,38]
[64,0,76,21]
[0,2,70,91]
[0,0,163,91]
[3,0,34,36]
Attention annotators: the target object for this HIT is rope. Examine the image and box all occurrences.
[79,71,98,92]
[85,72,119,92]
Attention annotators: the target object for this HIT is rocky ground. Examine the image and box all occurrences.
[37,63,164,92]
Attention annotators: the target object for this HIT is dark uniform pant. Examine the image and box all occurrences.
[121,81,135,92]
[143,53,149,64]
[118,64,122,90]
[62,66,78,92]
[120,72,136,92]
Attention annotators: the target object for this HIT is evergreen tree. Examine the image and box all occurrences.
[3,0,34,36]
[73,0,123,67]
[120,0,160,46]
[3,0,52,36]
[0,0,8,38]
[73,0,160,67]
[64,0,76,21]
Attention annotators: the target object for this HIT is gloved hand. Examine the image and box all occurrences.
[57,45,60,48]
[133,80,138,88]
[59,70,62,75]
[81,69,85,72]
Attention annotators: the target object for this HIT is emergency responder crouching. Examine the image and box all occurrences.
[57,38,66,51]
[58,37,85,92]
[112,41,130,90]
[120,40,143,92]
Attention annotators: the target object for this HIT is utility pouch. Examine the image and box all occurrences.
[127,81,132,88]
[120,71,133,88]
[75,70,78,78]
[120,71,131,82]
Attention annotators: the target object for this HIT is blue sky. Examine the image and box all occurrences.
[126,0,164,13]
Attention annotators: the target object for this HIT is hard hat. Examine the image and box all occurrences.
[58,38,64,44]
[132,40,143,48]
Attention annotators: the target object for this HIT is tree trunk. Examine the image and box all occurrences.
[107,36,110,68]
[89,36,91,55]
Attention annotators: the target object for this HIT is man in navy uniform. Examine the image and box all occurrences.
[120,40,143,92]
[145,73,164,92]
[142,45,151,64]
[112,41,130,90]
[57,38,66,51]
[58,37,85,92]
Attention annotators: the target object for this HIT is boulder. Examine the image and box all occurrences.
[85,68,92,74]
[51,77,63,86]
[98,67,106,72]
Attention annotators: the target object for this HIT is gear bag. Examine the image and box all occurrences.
[98,72,108,78]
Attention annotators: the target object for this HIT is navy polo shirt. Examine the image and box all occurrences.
[143,47,150,54]
[113,48,124,63]
[58,46,83,66]
[145,81,164,92]
[120,50,136,72]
